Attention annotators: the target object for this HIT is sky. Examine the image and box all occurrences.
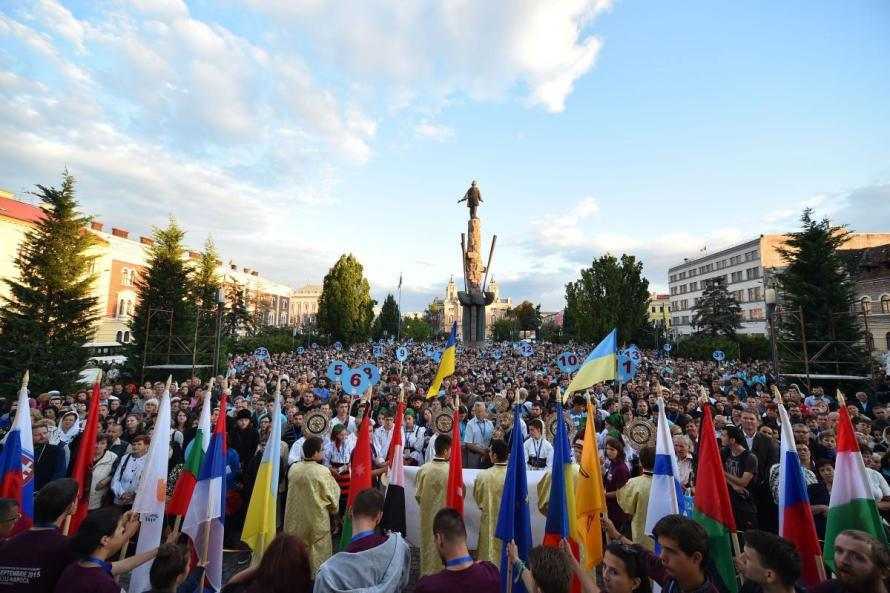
[1,0,888,313]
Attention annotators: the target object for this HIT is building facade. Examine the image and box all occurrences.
[648,293,671,330]
[845,244,890,357]
[290,284,322,328]
[440,276,513,339]
[668,233,890,337]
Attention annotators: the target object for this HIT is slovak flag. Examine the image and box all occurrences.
[183,394,228,591]
[0,372,34,521]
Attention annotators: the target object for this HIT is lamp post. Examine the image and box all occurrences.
[213,287,226,378]
[765,284,780,381]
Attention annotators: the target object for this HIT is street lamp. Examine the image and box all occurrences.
[765,283,780,379]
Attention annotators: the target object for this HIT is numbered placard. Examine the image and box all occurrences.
[372,344,384,358]
[618,349,641,384]
[296,346,305,355]
[556,351,581,373]
[491,349,503,361]
[341,367,370,396]
[712,350,725,362]
[663,343,672,353]
[432,350,442,363]
[253,347,270,360]
[518,342,534,357]
[326,360,348,383]
[395,346,409,362]
[334,341,343,351]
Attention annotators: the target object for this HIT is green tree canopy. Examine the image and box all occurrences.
[564,254,650,343]
[126,218,194,378]
[372,294,400,339]
[691,276,742,337]
[776,209,866,376]
[317,254,375,343]
[508,301,542,331]
[224,282,253,338]
[403,316,435,342]
[0,173,99,394]
[491,317,518,341]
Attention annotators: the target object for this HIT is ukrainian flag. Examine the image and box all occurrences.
[242,385,283,563]
[564,329,617,396]
[426,321,457,397]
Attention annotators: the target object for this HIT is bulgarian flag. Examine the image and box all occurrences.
[824,399,888,569]
[167,380,213,516]
[692,405,738,593]
[339,404,373,550]
[381,399,407,535]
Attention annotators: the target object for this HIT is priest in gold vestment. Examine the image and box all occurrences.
[472,439,508,565]
[414,432,452,576]
[284,436,341,575]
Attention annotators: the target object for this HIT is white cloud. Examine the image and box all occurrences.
[414,121,454,142]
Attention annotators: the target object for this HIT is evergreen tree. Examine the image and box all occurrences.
[691,276,742,337]
[402,316,435,342]
[372,294,400,339]
[317,254,375,343]
[0,173,99,394]
[190,238,222,366]
[126,218,194,377]
[776,209,866,375]
[224,282,253,337]
[564,254,651,343]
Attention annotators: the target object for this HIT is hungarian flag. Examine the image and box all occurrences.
[0,372,34,522]
[445,406,464,514]
[183,394,228,592]
[543,401,581,593]
[339,405,373,550]
[167,386,212,515]
[381,400,406,535]
[68,377,101,534]
[692,405,738,593]
[824,401,888,569]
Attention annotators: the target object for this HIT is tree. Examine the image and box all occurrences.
[508,301,542,332]
[776,209,866,375]
[126,218,194,377]
[491,317,518,342]
[316,254,375,344]
[564,254,651,343]
[248,290,273,335]
[0,173,99,394]
[691,276,742,337]
[191,238,222,362]
[373,294,400,339]
[403,316,435,342]
[223,282,253,338]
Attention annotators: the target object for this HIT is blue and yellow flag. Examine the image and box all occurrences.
[426,322,457,397]
[242,386,282,563]
[564,329,617,396]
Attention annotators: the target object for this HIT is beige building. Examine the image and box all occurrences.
[648,293,671,329]
[0,191,315,351]
[291,284,322,328]
[440,276,512,339]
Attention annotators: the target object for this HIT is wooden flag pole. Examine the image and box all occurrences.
[62,514,72,536]
[173,515,183,534]
[201,518,213,567]
[730,531,743,587]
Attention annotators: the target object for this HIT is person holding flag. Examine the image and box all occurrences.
[338,389,374,551]
[182,393,229,592]
[575,396,606,570]
[496,398,533,593]
[67,372,102,534]
[381,388,407,536]
[128,377,173,593]
[242,379,284,564]
[426,322,457,398]
[0,372,34,526]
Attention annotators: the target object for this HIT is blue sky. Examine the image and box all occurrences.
[1,1,888,312]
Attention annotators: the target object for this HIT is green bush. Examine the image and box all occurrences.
[674,334,770,362]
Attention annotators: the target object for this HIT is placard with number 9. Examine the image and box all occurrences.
[326,360,347,383]
[341,368,370,396]
[395,346,408,362]
[556,351,581,374]
[358,363,381,386]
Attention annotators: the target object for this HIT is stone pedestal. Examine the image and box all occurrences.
[465,218,484,290]
[458,290,495,343]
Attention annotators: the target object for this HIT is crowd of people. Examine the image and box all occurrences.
[0,339,889,593]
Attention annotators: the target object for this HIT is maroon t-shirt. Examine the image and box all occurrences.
[345,534,388,553]
[53,563,120,593]
[414,561,500,593]
[0,528,76,593]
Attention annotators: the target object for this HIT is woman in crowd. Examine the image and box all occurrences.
[88,434,118,511]
[220,533,311,593]
[172,410,192,448]
[123,413,144,442]
[603,437,631,534]
[808,458,834,540]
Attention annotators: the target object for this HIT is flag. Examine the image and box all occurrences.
[645,397,682,538]
[68,377,101,534]
[129,385,172,593]
[564,329,617,396]
[381,400,407,535]
[426,322,457,397]
[692,405,738,593]
[168,384,213,515]
[543,402,581,593]
[824,401,888,569]
[0,372,34,521]
[575,401,605,569]
[242,386,283,562]
[339,405,373,551]
[777,402,824,587]
[445,406,464,514]
[495,403,533,593]
[398,274,402,290]
[183,394,228,592]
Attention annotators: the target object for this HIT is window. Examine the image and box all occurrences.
[670,274,677,282]
[861,297,871,313]
[659,305,665,313]
[673,316,681,326]
[744,250,758,262]
[730,255,741,266]
[699,264,713,274]
[671,287,677,295]
[680,284,687,294]
[689,281,698,291]
[123,331,130,343]
[747,287,762,301]
[882,295,890,313]
[716,259,727,270]
[731,271,743,283]
[688,269,697,277]
[115,331,123,343]
[733,289,745,303]
[680,299,689,310]
[749,308,764,320]
[745,267,761,280]
[681,315,690,325]
[679,271,687,280]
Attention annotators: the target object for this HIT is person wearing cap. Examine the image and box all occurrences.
[228,409,259,473]
[403,409,425,466]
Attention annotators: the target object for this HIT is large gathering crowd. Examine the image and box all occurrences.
[0,339,889,593]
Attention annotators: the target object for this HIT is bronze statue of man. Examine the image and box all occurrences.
[458,180,483,219]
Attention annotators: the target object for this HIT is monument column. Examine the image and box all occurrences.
[457,181,496,344]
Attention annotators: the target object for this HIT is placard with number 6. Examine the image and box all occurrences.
[341,368,370,396]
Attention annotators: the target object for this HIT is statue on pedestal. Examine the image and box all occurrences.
[457,180,483,219]
[457,180,496,343]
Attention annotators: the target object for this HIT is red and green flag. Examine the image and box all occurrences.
[167,389,212,515]
[339,405,373,550]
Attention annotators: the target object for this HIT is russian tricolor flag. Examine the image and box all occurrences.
[183,394,228,591]
[0,372,34,521]
[778,403,824,586]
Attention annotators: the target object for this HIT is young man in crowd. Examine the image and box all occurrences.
[413,508,499,593]
[524,418,553,471]
[722,425,758,530]
[314,488,411,593]
[812,530,890,593]
[473,439,509,565]
[737,530,804,593]
[110,434,149,509]
[416,433,453,576]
